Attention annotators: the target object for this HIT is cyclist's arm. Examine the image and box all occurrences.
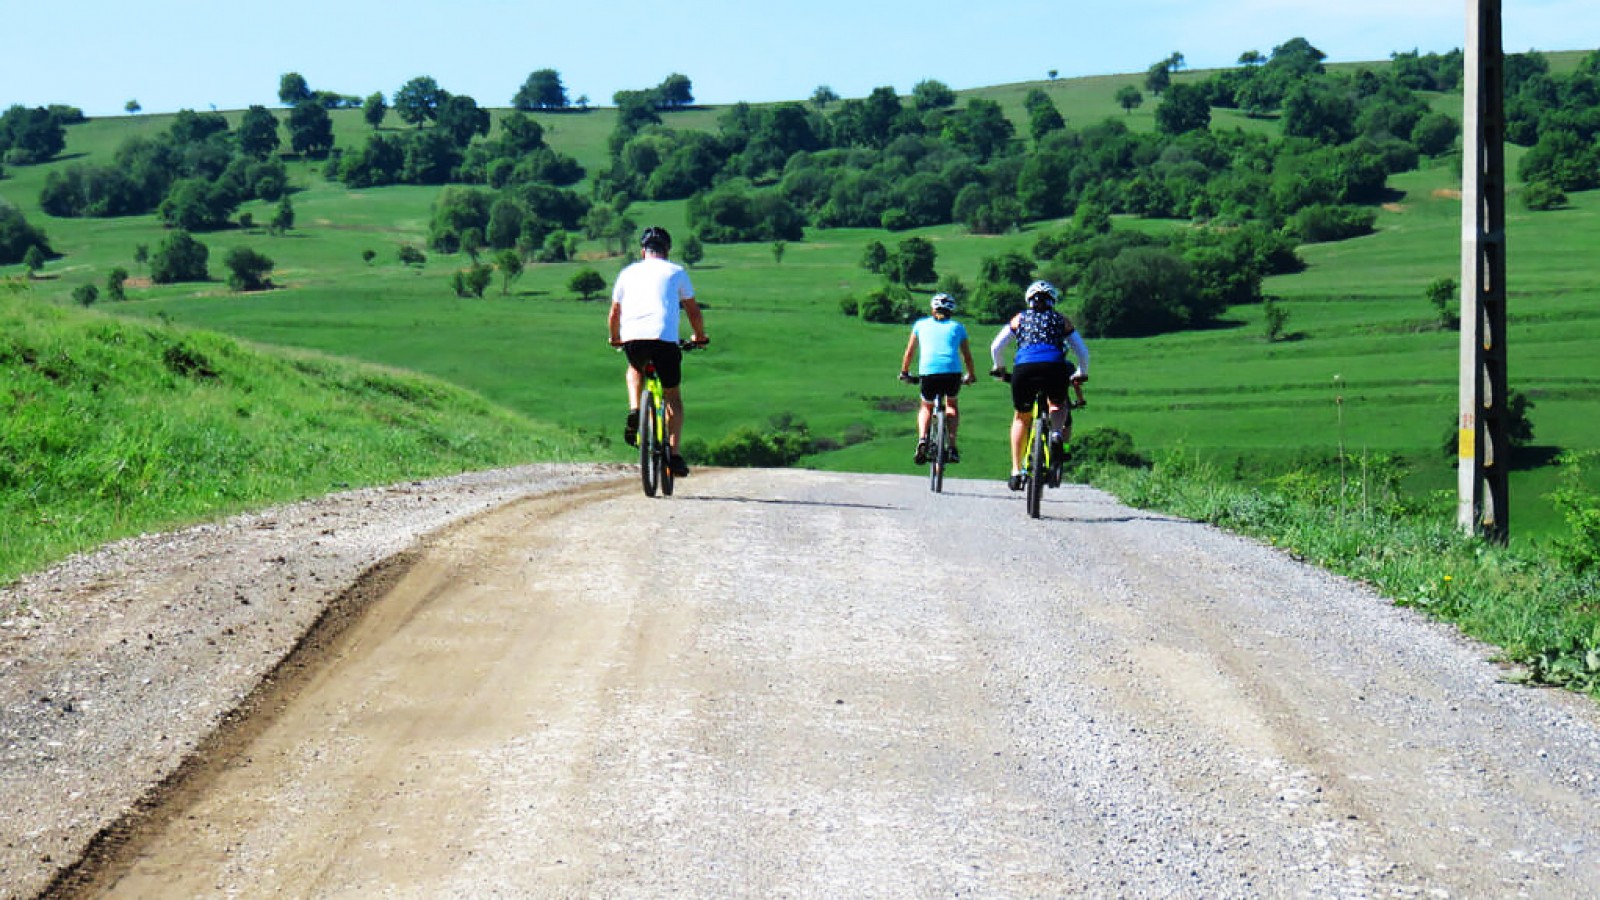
[607,299,623,346]
[989,324,1015,370]
[900,330,919,375]
[1067,331,1089,379]
[959,338,977,381]
[682,295,708,344]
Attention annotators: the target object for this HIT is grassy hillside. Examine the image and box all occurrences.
[3,55,1597,557]
[0,284,586,582]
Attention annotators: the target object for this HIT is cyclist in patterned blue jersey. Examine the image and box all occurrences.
[989,281,1090,491]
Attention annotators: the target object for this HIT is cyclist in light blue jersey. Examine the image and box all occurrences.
[900,293,977,465]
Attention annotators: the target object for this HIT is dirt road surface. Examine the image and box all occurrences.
[8,466,1600,897]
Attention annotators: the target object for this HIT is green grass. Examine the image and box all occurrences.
[3,61,1598,558]
[0,284,586,583]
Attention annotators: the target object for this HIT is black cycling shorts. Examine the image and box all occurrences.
[623,340,684,389]
[1011,360,1076,414]
[918,373,963,402]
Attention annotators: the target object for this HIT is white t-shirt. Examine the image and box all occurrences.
[611,257,695,343]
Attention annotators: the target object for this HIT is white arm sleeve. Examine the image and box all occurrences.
[1067,331,1089,377]
[990,326,1014,369]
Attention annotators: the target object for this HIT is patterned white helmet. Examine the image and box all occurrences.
[1025,280,1059,309]
[930,293,956,314]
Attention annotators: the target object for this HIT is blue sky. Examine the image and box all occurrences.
[4,0,1598,117]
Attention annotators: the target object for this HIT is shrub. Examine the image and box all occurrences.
[1520,181,1567,211]
[224,246,274,292]
[1547,452,1600,576]
[1286,204,1378,243]
[857,284,915,324]
[149,231,210,284]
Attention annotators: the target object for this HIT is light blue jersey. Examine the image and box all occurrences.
[911,316,968,375]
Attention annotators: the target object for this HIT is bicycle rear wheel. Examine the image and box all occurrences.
[1026,416,1046,519]
[660,426,675,497]
[928,400,946,493]
[638,391,659,497]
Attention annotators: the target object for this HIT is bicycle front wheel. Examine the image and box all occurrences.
[1026,417,1047,519]
[638,392,659,497]
[928,402,946,493]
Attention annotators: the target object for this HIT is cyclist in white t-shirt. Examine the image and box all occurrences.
[899,293,977,464]
[608,226,708,477]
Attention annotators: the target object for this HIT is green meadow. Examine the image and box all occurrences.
[4,59,1598,570]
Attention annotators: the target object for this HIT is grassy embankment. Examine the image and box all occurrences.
[0,282,585,583]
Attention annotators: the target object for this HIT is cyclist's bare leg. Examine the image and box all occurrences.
[917,400,933,442]
[1010,411,1032,473]
[663,386,685,451]
[946,397,960,442]
[625,366,643,412]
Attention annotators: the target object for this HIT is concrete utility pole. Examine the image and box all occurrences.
[1459,0,1510,543]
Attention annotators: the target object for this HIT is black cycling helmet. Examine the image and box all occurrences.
[640,226,672,253]
[1025,280,1059,310]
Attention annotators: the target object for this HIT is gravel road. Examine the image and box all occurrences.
[6,466,1600,898]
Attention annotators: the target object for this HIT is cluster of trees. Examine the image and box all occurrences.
[0,197,52,265]
[335,103,584,190]
[1,104,77,166]
[579,39,1466,270]
[1504,50,1600,204]
[38,108,291,228]
[423,182,589,258]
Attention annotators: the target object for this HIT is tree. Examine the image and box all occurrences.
[912,79,956,111]
[394,76,446,127]
[22,245,44,277]
[436,94,490,147]
[224,246,274,291]
[287,102,334,156]
[1426,276,1459,329]
[681,234,704,267]
[811,85,839,109]
[278,72,313,106]
[1115,85,1144,114]
[464,262,492,297]
[1155,83,1210,135]
[362,249,377,265]
[1078,247,1201,337]
[0,200,50,265]
[125,99,141,114]
[0,106,67,164]
[886,236,937,287]
[860,239,888,273]
[398,244,426,267]
[1144,61,1171,96]
[72,283,99,307]
[237,105,280,159]
[270,197,295,234]
[656,73,694,109]
[363,92,388,129]
[107,266,129,301]
[150,231,210,284]
[569,267,606,300]
[1262,298,1288,342]
[771,240,786,264]
[497,249,524,295]
[133,243,149,272]
[513,69,568,110]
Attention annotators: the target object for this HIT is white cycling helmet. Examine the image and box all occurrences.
[1025,280,1059,309]
[930,293,956,314]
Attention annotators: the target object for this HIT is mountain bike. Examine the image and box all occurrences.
[997,371,1086,519]
[634,341,702,498]
[900,374,953,493]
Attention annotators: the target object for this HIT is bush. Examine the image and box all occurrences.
[1520,181,1567,211]
[150,231,210,284]
[224,246,275,291]
[856,284,915,324]
[692,413,816,467]
[1286,204,1378,243]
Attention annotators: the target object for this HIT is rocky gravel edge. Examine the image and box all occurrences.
[0,464,623,900]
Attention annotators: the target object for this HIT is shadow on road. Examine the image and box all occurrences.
[682,495,903,512]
